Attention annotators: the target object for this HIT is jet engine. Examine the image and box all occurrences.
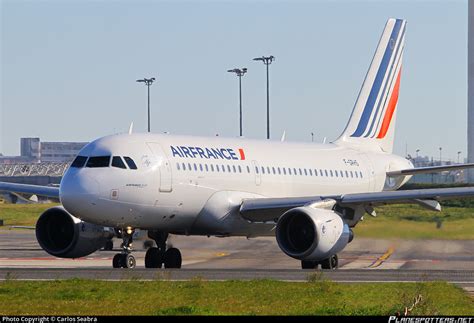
[275,206,351,261]
[36,206,114,258]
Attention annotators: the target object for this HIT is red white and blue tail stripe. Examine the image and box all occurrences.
[335,18,406,153]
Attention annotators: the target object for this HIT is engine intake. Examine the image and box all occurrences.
[36,206,113,258]
[276,206,350,261]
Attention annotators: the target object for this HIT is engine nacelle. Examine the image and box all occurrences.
[275,206,351,261]
[36,206,114,258]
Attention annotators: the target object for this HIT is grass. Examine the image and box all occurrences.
[0,203,58,229]
[0,279,472,316]
[353,204,474,240]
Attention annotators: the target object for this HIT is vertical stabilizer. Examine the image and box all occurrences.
[335,18,406,153]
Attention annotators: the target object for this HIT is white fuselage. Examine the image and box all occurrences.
[59,133,412,237]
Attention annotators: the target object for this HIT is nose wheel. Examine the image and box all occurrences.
[112,227,136,269]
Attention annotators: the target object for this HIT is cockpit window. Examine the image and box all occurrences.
[112,156,127,169]
[124,157,137,170]
[86,156,111,168]
[71,156,87,168]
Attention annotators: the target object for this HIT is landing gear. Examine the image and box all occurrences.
[321,254,338,270]
[103,239,114,251]
[301,254,338,270]
[112,227,136,269]
[145,231,182,269]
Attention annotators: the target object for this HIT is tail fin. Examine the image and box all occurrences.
[335,18,406,153]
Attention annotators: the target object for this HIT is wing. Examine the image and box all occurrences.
[0,181,60,199]
[387,163,474,176]
[240,187,474,223]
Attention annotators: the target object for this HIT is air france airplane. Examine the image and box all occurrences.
[2,18,474,269]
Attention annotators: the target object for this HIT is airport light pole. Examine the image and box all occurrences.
[253,55,275,139]
[439,147,443,165]
[136,77,156,132]
[227,68,247,137]
[416,149,420,158]
[458,151,462,164]
[311,132,314,142]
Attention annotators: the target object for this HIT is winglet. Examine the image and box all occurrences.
[128,122,134,134]
[280,131,286,142]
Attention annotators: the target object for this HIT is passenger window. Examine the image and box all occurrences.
[194,164,198,171]
[335,170,338,177]
[205,164,209,172]
[71,156,87,168]
[350,171,353,178]
[199,164,203,171]
[360,171,363,178]
[182,163,186,171]
[261,167,265,174]
[299,168,302,176]
[247,166,250,173]
[272,167,276,174]
[188,163,192,171]
[216,165,220,172]
[340,170,344,178]
[232,165,236,173]
[309,169,312,176]
[355,172,358,178]
[283,168,287,175]
[330,170,333,177]
[222,165,226,172]
[314,169,317,176]
[278,167,281,175]
[324,170,328,177]
[176,163,180,171]
[211,164,215,172]
[345,170,349,177]
[87,156,111,168]
[227,165,231,172]
[112,156,127,169]
[255,166,259,174]
[267,167,270,174]
[304,169,308,176]
[293,168,297,175]
[238,165,242,173]
[123,157,137,170]
[288,168,292,175]
[320,169,324,176]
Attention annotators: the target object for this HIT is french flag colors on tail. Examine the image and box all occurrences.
[335,18,406,153]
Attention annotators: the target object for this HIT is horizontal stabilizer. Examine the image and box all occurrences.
[387,163,474,176]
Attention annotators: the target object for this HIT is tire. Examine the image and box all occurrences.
[125,254,136,269]
[145,247,163,268]
[112,254,122,268]
[321,254,338,270]
[301,260,318,269]
[163,248,182,269]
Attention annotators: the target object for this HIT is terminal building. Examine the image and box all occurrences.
[1,138,88,164]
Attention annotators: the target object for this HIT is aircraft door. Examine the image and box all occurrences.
[146,143,173,193]
[252,160,261,186]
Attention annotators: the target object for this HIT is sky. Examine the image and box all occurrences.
[0,0,468,162]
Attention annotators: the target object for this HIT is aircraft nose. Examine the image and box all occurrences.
[60,170,100,216]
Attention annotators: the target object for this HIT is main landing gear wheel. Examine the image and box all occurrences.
[164,248,182,269]
[112,227,136,269]
[321,254,338,270]
[146,231,183,269]
[145,247,164,268]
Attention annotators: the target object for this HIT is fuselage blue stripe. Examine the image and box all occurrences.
[351,19,403,138]
[364,23,405,138]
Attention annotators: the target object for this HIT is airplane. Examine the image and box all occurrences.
[1,17,474,270]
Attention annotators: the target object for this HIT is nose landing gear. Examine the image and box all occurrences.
[112,227,136,269]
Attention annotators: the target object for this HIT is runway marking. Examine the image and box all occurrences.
[367,246,395,269]
[215,252,229,257]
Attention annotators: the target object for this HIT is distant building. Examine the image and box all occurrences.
[40,141,88,163]
[0,138,88,164]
